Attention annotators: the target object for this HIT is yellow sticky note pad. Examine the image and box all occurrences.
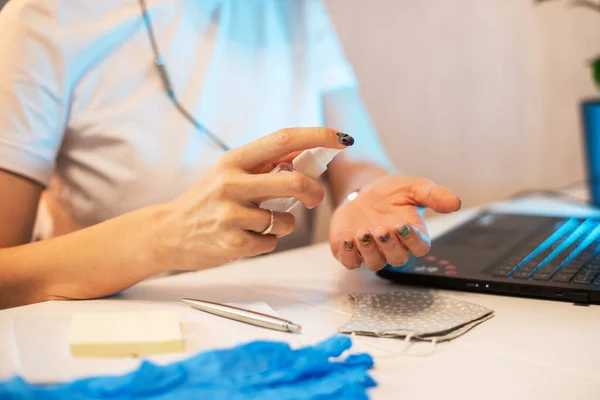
[68,310,184,357]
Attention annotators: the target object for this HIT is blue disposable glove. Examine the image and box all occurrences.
[0,335,376,400]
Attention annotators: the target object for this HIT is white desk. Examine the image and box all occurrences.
[1,196,599,400]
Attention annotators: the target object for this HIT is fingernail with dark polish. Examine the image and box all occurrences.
[398,225,411,237]
[336,132,355,146]
[343,240,354,251]
[359,233,373,245]
[378,233,391,243]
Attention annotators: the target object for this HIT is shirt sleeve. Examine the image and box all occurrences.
[309,0,359,94]
[0,0,68,187]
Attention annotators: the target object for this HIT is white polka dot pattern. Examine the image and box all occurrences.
[338,290,494,342]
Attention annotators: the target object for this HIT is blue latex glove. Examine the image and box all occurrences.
[0,335,376,400]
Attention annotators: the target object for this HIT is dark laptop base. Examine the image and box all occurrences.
[377,212,600,305]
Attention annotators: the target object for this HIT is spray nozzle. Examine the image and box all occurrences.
[292,147,343,180]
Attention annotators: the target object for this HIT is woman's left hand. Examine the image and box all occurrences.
[329,175,461,271]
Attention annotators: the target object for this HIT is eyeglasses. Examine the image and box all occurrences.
[138,0,231,152]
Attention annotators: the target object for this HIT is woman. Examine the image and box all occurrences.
[0,0,460,309]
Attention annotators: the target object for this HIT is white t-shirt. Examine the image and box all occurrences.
[0,0,358,248]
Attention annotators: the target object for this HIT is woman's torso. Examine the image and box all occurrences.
[35,0,327,249]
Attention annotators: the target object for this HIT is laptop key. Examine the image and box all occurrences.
[532,272,551,280]
[512,271,531,279]
[572,269,597,284]
[587,265,600,273]
[552,273,575,283]
[519,270,535,276]
[506,257,522,266]
[537,265,559,274]
[560,267,581,275]
[572,276,594,284]
[581,265,597,272]
[520,265,537,273]
[492,268,512,277]
[574,257,592,264]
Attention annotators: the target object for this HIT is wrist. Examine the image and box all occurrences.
[142,203,181,273]
[35,206,169,303]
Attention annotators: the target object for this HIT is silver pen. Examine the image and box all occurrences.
[181,298,302,333]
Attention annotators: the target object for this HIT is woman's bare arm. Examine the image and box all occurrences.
[0,170,43,248]
[0,171,166,309]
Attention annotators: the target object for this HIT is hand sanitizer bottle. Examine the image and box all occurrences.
[259,147,343,212]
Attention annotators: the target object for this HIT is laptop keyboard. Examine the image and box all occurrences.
[490,218,600,285]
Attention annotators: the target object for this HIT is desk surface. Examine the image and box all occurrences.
[1,196,599,400]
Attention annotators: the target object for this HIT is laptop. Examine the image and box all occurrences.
[376,99,600,304]
[377,212,600,304]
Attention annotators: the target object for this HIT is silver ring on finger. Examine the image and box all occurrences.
[259,209,275,235]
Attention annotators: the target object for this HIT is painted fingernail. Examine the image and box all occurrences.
[398,225,411,237]
[343,240,354,250]
[336,132,355,146]
[359,233,373,245]
[378,233,391,243]
[457,199,462,211]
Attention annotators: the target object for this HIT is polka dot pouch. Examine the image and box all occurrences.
[338,290,494,343]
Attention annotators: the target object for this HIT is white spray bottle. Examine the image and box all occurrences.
[259,147,343,212]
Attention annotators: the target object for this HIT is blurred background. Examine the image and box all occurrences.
[326,0,600,207]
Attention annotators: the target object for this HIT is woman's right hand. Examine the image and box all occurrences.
[0,127,352,308]
[152,127,352,271]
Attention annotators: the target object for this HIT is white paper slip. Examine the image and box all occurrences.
[68,310,184,357]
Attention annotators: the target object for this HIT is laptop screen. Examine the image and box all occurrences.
[581,99,600,207]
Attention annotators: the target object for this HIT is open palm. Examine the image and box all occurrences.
[329,175,461,271]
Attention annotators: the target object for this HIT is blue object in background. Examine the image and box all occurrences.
[581,99,600,207]
[0,335,376,400]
